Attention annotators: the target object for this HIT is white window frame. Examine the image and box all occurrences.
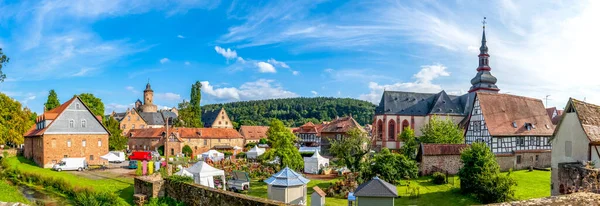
[82,140,86,147]
[67,139,72,147]
[81,119,87,128]
[69,120,74,128]
[98,139,102,147]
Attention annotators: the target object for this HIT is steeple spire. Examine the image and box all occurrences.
[469,17,499,93]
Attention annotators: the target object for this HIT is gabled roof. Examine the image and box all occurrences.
[375,91,468,116]
[561,98,600,143]
[112,112,126,122]
[24,96,110,137]
[239,126,269,140]
[321,116,365,134]
[476,92,554,136]
[354,177,398,197]
[546,107,564,125]
[419,144,468,156]
[202,108,226,127]
[295,122,324,136]
[128,127,243,139]
[139,112,166,125]
[264,167,310,187]
[313,186,326,197]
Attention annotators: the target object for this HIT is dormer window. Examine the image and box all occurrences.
[524,123,533,131]
[81,119,87,128]
[69,120,75,128]
[76,103,80,109]
[512,121,517,128]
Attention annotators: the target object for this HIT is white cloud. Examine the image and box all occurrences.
[155,92,181,101]
[125,86,139,94]
[22,95,36,105]
[201,79,298,101]
[292,71,299,75]
[311,91,318,96]
[177,35,185,39]
[70,67,97,77]
[324,68,334,73]
[256,62,276,73]
[359,64,451,103]
[106,103,135,113]
[267,58,290,69]
[214,46,238,60]
[160,58,170,64]
[184,61,190,65]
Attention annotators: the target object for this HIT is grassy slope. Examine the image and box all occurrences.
[4,156,134,204]
[248,171,551,206]
[0,180,29,204]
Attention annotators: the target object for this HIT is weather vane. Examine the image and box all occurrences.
[482,17,487,29]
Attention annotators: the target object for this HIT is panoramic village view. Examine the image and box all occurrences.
[1,1,600,206]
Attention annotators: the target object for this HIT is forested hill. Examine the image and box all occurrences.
[202,97,376,127]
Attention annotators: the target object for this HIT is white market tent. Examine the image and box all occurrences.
[303,151,329,174]
[100,152,121,162]
[247,146,265,159]
[200,150,225,162]
[175,161,226,189]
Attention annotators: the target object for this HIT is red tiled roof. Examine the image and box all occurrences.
[546,107,564,125]
[477,92,555,136]
[320,116,365,134]
[25,96,101,137]
[567,98,600,143]
[421,144,468,156]
[239,126,269,140]
[128,127,243,139]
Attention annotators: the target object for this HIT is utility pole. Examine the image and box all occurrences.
[545,95,550,107]
[164,117,170,172]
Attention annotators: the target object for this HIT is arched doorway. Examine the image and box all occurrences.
[388,120,396,140]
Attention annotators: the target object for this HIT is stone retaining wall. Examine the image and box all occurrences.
[134,176,165,198]
[488,192,600,206]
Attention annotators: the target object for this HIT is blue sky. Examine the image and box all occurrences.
[0,0,599,114]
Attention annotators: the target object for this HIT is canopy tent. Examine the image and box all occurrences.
[246,146,265,159]
[100,152,121,163]
[303,151,329,174]
[175,161,226,189]
[200,150,225,162]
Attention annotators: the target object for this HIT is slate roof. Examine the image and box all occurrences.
[476,92,554,136]
[563,98,600,143]
[128,127,243,139]
[202,108,223,127]
[139,112,166,125]
[420,144,469,156]
[354,177,398,197]
[375,90,469,116]
[321,116,365,134]
[239,126,269,140]
[264,167,310,187]
[112,112,126,122]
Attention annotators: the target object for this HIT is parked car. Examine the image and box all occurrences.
[128,160,138,169]
[129,151,152,161]
[228,171,250,192]
[52,158,87,172]
[110,151,126,163]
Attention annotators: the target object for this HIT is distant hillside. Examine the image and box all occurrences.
[202,97,376,128]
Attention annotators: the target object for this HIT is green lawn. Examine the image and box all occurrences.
[0,179,30,204]
[3,156,134,205]
[247,170,551,206]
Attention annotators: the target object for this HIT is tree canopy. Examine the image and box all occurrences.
[365,148,418,184]
[420,115,464,144]
[0,93,35,145]
[45,90,60,111]
[262,119,303,171]
[103,117,127,151]
[329,128,371,173]
[399,127,418,160]
[458,142,516,203]
[78,93,105,117]
[202,97,375,128]
[0,48,8,82]
[175,81,203,127]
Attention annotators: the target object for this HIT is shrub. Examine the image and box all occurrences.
[299,152,314,157]
[182,145,193,157]
[73,188,127,206]
[364,148,418,184]
[458,142,516,203]
[157,146,164,156]
[146,197,185,206]
[222,151,233,157]
[236,152,246,159]
[431,172,446,185]
[167,175,193,184]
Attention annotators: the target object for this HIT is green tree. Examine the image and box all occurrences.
[458,142,516,203]
[399,127,418,159]
[182,145,193,157]
[78,93,105,117]
[366,148,418,184]
[0,93,35,146]
[44,90,60,111]
[262,119,303,171]
[420,115,464,144]
[189,81,203,127]
[329,128,371,172]
[103,117,127,151]
[0,48,8,82]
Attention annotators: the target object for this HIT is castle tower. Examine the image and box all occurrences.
[469,17,500,93]
[141,82,158,112]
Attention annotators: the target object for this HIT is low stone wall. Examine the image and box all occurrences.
[0,149,20,157]
[496,151,551,172]
[488,192,600,206]
[165,179,288,206]
[420,155,462,175]
[134,176,165,198]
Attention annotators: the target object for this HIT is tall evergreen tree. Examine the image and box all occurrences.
[44,90,60,111]
[187,81,203,127]
[0,48,8,82]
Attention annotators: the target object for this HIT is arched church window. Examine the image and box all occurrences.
[388,120,396,141]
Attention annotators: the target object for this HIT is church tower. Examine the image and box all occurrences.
[141,82,157,112]
[469,17,500,93]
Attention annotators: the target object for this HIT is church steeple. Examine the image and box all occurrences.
[469,17,499,93]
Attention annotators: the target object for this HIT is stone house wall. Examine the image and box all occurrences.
[420,155,462,175]
[496,151,551,172]
[120,110,147,135]
[25,134,108,168]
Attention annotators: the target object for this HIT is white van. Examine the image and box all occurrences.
[52,157,87,172]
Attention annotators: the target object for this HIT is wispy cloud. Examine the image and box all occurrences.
[160,58,170,64]
[70,67,97,77]
[256,62,276,73]
[177,34,185,39]
[201,79,298,101]
[311,91,318,96]
[155,92,181,101]
[214,46,238,60]
[184,61,190,65]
